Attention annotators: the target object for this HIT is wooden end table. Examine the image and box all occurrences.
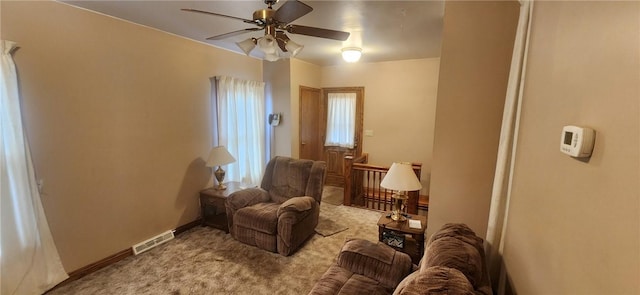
[377,213,428,264]
[199,182,243,233]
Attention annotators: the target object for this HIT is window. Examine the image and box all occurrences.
[325,92,356,148]
[213,76,266,186]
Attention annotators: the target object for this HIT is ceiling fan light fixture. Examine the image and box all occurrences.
[257,35,277,54]
[341,47,362,63]
[264,52,280,62]
[236,38,257,56]
[285,40,304,57]
[183,1,352,63]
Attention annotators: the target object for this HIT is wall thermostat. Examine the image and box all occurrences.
[268,113,281,126]
[560,125,595,158]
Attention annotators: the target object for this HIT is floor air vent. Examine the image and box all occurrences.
[132,230,175,255]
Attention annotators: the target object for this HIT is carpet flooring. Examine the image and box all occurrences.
[321,186,344,206]
[48,192,382,295]
[314,214,349,237]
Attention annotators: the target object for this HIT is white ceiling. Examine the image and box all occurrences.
[60,0,444,66]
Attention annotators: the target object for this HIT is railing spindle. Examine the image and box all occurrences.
[343,156,421,214]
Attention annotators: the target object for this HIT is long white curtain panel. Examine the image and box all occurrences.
[325,92,356,148]
[1,40,68,295]
[484,2,533,294]
[214,76,266,187]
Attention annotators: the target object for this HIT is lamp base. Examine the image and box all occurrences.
[391,211,407,222]
[214,166,227,190]
[391,193,408,222]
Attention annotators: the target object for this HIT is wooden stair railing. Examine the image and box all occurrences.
[343,153,368,207]
[344,154,423,214]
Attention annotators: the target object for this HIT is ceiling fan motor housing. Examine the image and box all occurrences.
[253,9,275,23]
[253,9,278,36]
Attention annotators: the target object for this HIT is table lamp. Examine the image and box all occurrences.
[206,146,236,190]
[380,162,422,221]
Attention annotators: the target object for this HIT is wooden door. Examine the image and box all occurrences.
[299,86,323,160]
[321,87,364,187]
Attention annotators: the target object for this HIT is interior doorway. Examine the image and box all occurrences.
[299,86,323,161]
[299,86,364,187]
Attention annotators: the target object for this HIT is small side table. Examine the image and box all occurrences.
[199,182,243,233]
[377,213,428,264]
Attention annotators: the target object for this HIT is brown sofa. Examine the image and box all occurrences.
[225,156,326,256]
[309,223,492,295]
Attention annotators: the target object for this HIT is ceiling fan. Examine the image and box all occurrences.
[182,0,350,61]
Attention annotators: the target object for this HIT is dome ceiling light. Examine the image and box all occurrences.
[341,47,362,63]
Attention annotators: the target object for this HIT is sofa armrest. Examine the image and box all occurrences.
[336,239,413,290]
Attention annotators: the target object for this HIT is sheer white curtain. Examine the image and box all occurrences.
[1,40,68,294]
[325,92,356,148]
[484,2,533,294]
[214,76,266,187]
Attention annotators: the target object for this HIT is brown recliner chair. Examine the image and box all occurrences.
[225,156,326,256]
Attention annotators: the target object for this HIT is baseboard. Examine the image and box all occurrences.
[174,218,202,235]
[51,219,201,290]
[65,248,132,283]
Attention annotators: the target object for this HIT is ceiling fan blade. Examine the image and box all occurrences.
[181,8,255,24]
[286,25,350,41]
[275,31,289,52]
[274,0,313,24]
[206,28,262,40]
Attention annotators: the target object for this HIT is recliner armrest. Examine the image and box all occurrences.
[277,196,316,217]
[226,188,270,212]
[336,239,413,290]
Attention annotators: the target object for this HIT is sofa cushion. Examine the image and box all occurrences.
[422,236,483,289]
[428,223,478,242]
[427,223,484,256]
[393,266,475,295]
[308,265,391,295]
[234,202,279,234]
[337,239,413,290]
[391,271,419,295]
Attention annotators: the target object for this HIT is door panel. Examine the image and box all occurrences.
[321,87,364,187]
[323,147,352,187]
[299,86,322,160]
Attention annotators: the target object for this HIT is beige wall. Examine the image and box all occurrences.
[264,58,321,159]
[321,59,440,193]
[264,60,291,158]
[268,57,439,193]
[502,2,640,294]
[427,1,519,239]
[1,1,262,272]
[290,58,322,158]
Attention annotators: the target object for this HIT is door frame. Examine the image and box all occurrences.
[320,87,364,187]
[320,87,365,158]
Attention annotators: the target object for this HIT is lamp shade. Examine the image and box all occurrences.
[264,52,280,62]
[285,40,304,57]
[257,35,277,54]
[380,162,422,191]
[236,38,256,56]
[206,146,236,167]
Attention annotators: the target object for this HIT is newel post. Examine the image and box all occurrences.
[343,155,354,206]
